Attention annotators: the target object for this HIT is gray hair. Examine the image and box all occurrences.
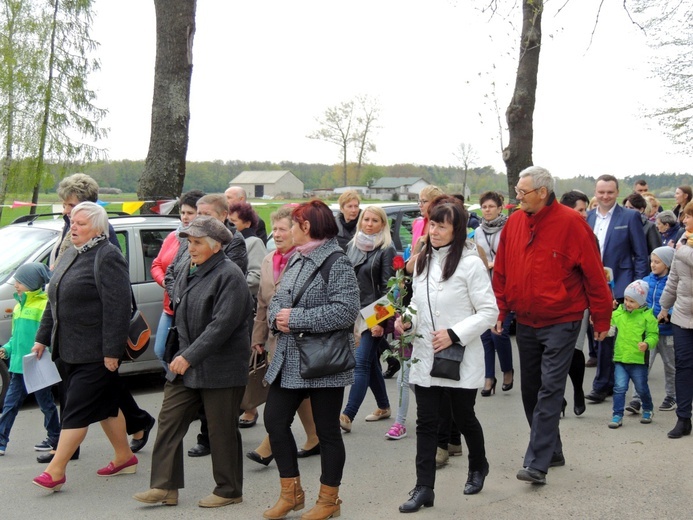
[57,173,99,203]
[657,210,677,227]
[519,166,555,193]
[71,201,109,235]
[203,236,221,250]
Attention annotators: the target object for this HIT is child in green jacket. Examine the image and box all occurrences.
[608,279,659,429]
[0,263,59,455]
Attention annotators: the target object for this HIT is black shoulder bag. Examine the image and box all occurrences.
[292,251,356,379]
[426,266,465,381]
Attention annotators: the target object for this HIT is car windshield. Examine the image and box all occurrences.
[0,226,57,284]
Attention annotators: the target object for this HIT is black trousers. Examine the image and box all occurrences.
[413,385,486,489]
[264,380,345,487]
[436,388,461,449]
[516,320,580,473]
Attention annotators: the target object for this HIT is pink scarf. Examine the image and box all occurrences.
[272,247,296,283]
[296,238,327,256]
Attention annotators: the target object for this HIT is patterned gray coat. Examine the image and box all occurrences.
[266,238,360,389]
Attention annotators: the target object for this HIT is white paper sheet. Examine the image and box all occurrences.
[22,353,61,394]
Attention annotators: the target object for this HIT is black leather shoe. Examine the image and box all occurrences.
[238,412,258,428]
[383,358,401,379]
[399,485,434,513]
[549,452,565,467]
[187,443,211,457]
[246,450,274,466]
[464,461,489,495]
[297,444,320,458]
[130,416,156,454]
[585,391,607,403]
[516,467,547,485]
[37,447,80,464]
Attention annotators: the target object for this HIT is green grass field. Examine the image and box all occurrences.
[0,194,677,229]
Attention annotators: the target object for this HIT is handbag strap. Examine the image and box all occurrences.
[425,266,437,330]
[93,244,138,316]
[291,251,344,307]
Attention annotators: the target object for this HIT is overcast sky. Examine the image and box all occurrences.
[89,0,691,179]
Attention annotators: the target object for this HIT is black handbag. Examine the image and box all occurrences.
[291,252,355,379]
[426,267,465,381]
[296,329,354,378]
[162,325,179,364]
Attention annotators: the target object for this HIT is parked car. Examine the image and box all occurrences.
[0,213,180,406]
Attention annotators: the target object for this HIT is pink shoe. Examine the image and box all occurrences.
[385,422,407,440]
[97,454,138,476]
[33,472,66,491]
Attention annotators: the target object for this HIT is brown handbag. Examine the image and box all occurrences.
[240,350,269,410]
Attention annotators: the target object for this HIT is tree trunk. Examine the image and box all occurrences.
[503,0,543,204]
[138,0,196,212]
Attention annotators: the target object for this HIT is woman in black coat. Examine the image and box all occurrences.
[340,205,396,431]
[32,202,134,492]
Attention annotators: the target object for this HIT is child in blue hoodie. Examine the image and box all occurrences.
[0,263,59,455]
[627,246,677,414]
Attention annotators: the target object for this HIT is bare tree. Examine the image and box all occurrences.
[138,0,196,210]
[453,142,478,200]
[631,0,693,155]
[353,94,380,175]
[502,0,543,203]
[307,100,356,186]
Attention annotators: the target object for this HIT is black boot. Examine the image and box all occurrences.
[383,357,401,379]
[464,460,489,495]
[667,417,692,439]
[399,485,434,513]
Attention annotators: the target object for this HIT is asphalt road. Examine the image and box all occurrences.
[1,342,692,520]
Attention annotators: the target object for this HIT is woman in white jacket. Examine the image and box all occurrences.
[396,198,498,513]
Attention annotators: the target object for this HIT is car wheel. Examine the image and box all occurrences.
[0,360,9,408]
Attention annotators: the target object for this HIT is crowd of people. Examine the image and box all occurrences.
[2,169,692,517]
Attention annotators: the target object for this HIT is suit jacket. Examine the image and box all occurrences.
[587,204,649,299]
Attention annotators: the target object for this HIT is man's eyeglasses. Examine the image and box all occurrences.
[514,186,540,197]
[417,199,429,206]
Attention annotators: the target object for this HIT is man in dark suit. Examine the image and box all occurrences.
[585,174,649,403]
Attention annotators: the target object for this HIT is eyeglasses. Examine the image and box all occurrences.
[514,186,540,197]
[417,199,429,206]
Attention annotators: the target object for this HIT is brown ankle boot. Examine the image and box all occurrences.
[301,484,341,520]
[263,476,305,519]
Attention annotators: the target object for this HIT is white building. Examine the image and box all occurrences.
[229,170,304,199]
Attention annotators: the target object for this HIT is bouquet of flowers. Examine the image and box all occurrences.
[383,255,419,405]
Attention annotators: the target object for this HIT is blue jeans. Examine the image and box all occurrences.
[154,310,173,362]
[481,313,514,378]
[613,363,653,417]
[0,373,60,448]
[342,330,390,420]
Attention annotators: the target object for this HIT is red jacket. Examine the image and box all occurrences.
[151,231,181,315]
[492,197,612,332]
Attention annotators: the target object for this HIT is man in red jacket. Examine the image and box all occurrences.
[492,166,613,485]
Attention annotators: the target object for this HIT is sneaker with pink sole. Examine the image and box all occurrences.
[385,423,407,440]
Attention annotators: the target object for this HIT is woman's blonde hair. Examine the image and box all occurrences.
[353,205,392,248]
[338,190,361,209]
[418,185,444,202]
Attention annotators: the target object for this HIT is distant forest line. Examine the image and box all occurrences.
[33,160,693,201]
